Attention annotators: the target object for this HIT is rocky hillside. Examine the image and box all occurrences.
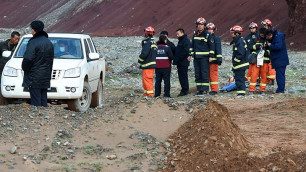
[0,0,305,50]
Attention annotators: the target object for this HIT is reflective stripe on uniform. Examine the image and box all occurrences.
[195,52,210,55]
[196,83,210,86]
[211,58,217,61]
[234,58,241,62]
[210,82,218,85]
[141,61,156,67]
[209,51,215,54]
[156,57,169,60]
[267,75,275,78]
[264,57,270,61]
[138,58,144,62]
[216,54,222,58]
[249,83,257,86]
[260,83,266,86]
[233,62,249,69]
[151,45,157,49]
[194,37,207,42]
[237,90,246,94]
[234,47,238,50]
[146,90,154,94]
[252,51,257,54]
[189,48,193,51]
[190,52,194,55]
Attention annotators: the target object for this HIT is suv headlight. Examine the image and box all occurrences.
[3,67,17,77]
[64,67,81,78]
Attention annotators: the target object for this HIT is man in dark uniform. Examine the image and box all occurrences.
[0,31,20,78]
[230,25,249,96]
[22,20,54,107]
[173,28,191,97]
[189,17,215,96]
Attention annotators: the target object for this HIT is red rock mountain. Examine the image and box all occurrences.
[0,0,305,50]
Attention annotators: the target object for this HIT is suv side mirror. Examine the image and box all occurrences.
[2,51,12,58]
[88,53,99,59]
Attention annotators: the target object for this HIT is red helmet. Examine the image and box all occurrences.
[206,22,216,30]
[248,22,258,29]
[196,17,206,25]
[144,26,155,35]
[230,25,243,34]
[261,19,272,26]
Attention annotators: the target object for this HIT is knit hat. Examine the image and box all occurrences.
[30,20,44,32]
[160,30,168,36]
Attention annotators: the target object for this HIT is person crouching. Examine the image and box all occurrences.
[154,35,174,98]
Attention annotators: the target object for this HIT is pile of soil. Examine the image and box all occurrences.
[162,100,306,171]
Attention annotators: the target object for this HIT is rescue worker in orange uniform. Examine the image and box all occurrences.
[230,25,249,96]
[250,28,270,94]
[261,19,276,84]
[189,17,215,96]
[138,26,157,97]
[245,22,260,88]
[206,23,222,95]
[246,22,261,94]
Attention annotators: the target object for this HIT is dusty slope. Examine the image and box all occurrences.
[0,0,305,50]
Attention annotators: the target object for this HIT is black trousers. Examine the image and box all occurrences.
[275,66,286,93]
[177,66,189,94]
[29,88,48,107]
[194,58,210,91]
[155,68,171,97]
[233,70,246,94]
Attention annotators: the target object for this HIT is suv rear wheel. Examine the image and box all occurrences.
[67,81,92,112]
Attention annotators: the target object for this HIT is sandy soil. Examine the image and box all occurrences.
[0,92,305,171]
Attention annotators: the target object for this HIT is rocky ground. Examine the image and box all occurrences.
[0,30,305,171]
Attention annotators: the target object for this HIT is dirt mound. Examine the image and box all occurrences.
[162,99,306,171]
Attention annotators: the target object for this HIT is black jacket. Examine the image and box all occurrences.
[22,31,54,88]
[138,37,157,69]
[0,39,18,75]
[190,30,215,58]
[167,39,176,55]
[173,34,191,66]
[245,32,260,54]
[210,34,222,65]
[231,35,249,71]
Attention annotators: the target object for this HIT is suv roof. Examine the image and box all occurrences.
[22,33,91,39]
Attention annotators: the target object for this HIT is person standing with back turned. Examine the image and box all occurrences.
[22,20,54,107]
[138,26,157,97]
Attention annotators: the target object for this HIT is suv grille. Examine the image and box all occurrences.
[51,70,62,80]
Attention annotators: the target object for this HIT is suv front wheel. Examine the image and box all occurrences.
[67,81,92,112]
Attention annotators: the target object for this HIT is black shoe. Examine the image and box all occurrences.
[248,91,254,95]
[194,91,203,96]
[177,92,187,97]
[259,91,266,95]
[209,91,217,95]
[237,93,245,96]
[163,95,172,98]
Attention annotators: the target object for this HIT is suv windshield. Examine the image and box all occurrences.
[15,38,83,59]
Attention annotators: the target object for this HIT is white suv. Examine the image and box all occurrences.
[1,33,105,112]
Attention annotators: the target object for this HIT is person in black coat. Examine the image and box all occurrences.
[22,20,54,107]
[160,30,176,55]
[173,28,191,96]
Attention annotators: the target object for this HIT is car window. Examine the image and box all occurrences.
[14,38,84,59]
[86,38,95,53]
[84,40,90,59]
